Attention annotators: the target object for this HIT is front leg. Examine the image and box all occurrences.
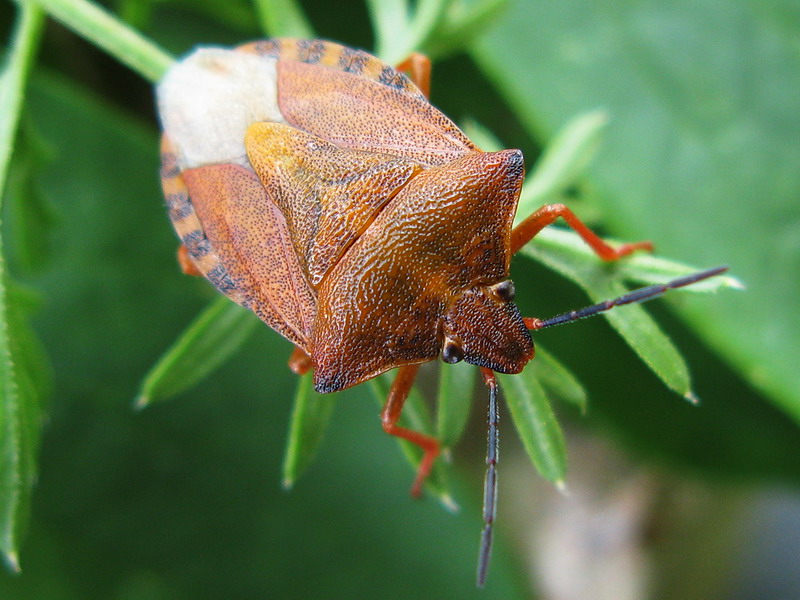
[511,203,653,258]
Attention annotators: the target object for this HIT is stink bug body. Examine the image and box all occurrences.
[156,38,727,585]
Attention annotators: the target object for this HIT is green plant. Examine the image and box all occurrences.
[1,0,797,597]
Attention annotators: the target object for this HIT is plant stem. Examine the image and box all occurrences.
[254,0,315,38]
[0,3,44,201]
[23,0,174,82]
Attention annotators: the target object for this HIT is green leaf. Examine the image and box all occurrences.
[136,296,259,408]
[422,0,508,60]
[473,0,800,422]
[369,373,456,511]
[460,118,503,152]
[5,281,51,411]
[0,2,45,572]
[254,0,315,38]
[530,226,740,294]
[530,344,587,412]
[282,371,337,489]
[0,269,41,574]
[436,360,475,448]
[498,368,566,484]
[367,0,412,60]
[5,123,58,272]
[515,110,608,224]
[368,0,452,63]
[518,232,697,399]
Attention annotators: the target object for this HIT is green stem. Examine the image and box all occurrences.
[254,0,315,38]
[0,3,45,201]
[404,0,452,59]
[23,0,174,82]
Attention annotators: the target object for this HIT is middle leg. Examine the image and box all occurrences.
[381,363,440,498]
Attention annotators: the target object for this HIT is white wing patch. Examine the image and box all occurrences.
[157,47,285,169]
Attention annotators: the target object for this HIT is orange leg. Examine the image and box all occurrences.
[510,203,654,258]
[396,53,431,99]
[381,363,439,498]
[177,244,203,276]
[288,346,312,375]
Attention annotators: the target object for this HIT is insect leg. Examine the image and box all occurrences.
[176,244,202,276]
[510,203,654,258]
[287,346,312,375]
[381,363,440,498]
[395,53,431,99]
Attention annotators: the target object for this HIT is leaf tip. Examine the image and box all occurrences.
[440,448,453,464]
[438,492,460,514]
[3,550,21,574]
[684,390,701,406]
[282,477,295,491]
[133,394,150,411]
[724,275,746,291]
[555,479,569,496]
[579,108,610,131]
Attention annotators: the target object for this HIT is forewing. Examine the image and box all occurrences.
[181,163,316,347]
[245,122,423,287]
[311,150,525,392]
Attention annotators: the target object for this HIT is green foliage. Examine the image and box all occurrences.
[0,0,797,597]
[282,371,336,488]
[473,0,800,421]
[136,297,259,407]
[498,368,566,485]
[0,3,46,572]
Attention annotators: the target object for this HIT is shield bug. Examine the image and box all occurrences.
[156,38,727,586]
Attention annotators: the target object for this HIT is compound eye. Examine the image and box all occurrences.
[441,337,464,364]
[489,279,516,302]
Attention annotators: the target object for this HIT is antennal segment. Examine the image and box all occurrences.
[525,265,729,331]
[477,368,500,588]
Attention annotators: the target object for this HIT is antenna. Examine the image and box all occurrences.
[474,265,729,586]
[525,266,729,331]
[476,368,499,588]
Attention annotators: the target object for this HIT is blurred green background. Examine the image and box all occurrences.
[2,0,799,598]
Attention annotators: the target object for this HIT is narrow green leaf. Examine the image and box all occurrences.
[136,297,258,408]
[27,0,174,83]
[254,0,315,39]
[6,125,58,272]
[5,281,51,409]
[369,0,453,64]
[529,344,587,412]
[519,228,721,399]
[422,0,508,60]
[0,2,45,573]
[402,0,452,60]
[282,371,337,489]
[514,110,609,226]
[460,118,503,152]
[367,0,410,61]
[369,373,456,511]
[530,227,740,293]
[498,369,566,484]
[0,269,40,573]
[436,361,475,448]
